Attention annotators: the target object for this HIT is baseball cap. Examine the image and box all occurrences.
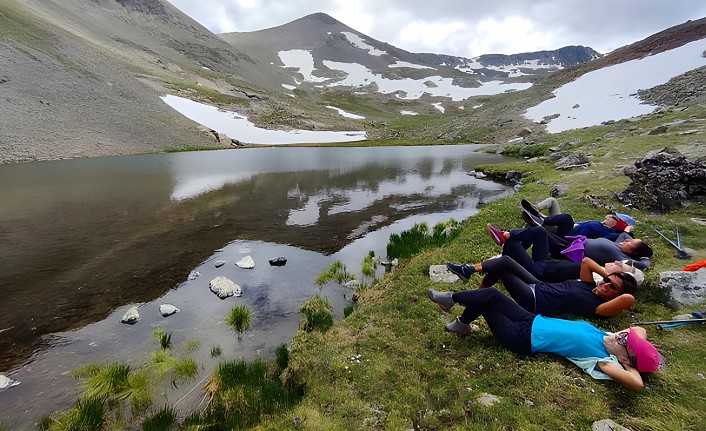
[613,211,636,226]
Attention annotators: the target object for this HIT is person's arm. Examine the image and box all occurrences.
[579,257,605,282]
[597,360,644,390]
[614,232,634,243]
[595,294,635,317]
[631,257,651,270]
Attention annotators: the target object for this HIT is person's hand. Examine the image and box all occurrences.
[624,225,634,233]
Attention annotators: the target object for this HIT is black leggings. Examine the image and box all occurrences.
[452,288,535,355]
[478,255,538,313]
[484,227,580,283]
[541,214,575,257]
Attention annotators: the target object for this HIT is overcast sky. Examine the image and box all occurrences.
[165,0,706,57]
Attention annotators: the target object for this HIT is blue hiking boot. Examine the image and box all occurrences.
[445,262,476,282]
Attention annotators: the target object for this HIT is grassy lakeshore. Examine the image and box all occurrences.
[255,107,706,430]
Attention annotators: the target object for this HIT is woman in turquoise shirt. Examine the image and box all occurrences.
[427,287,661,390]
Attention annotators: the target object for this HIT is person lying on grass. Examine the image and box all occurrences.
[445,253,637,318]
[427,287,661,390]
[521,197,636,240]
[463,224,645,285]
[520,200,653,269]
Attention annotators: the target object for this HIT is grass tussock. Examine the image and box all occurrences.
[195,359,302,430]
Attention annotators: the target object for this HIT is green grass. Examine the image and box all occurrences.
[315,260,355,287]
[225,305,252,338]
[152,327,172,350]
[387,219,461,259]
[42,397,105,431]
[142,406,176,431]
[299,295,334,332]
[197,359,303,430]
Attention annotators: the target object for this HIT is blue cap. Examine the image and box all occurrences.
[614,212,635,226]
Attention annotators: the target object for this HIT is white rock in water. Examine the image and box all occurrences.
[209,276,242,299]
[121,306,140,324]
[0,374,20,390]
[187,270,200,281]
[235,256,255,269]
[159,304,180,317]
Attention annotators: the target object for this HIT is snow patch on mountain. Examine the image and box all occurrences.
[341,32,387,56]
[278,49,532,101]
[162,95,366,144]
[389,61,434,70]
[525,39,706,132]
[327,106,366,119]
[278,50,329,82]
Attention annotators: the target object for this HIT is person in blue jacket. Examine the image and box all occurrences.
[521,198,636,241]
[426,287,661,390]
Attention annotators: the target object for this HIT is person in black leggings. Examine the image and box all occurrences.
[426,287,661,390]
[444,254,637,318]
[462,226,643,285]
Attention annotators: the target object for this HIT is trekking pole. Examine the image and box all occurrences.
[634,318,706,326]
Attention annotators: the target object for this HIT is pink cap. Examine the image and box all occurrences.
[627,328,661,373]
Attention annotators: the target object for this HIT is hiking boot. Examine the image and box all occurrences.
[521,209,544,227]
[445,262,475,282]
[487,224,507,246]
[445,317,477,336]
[427,288,455,312]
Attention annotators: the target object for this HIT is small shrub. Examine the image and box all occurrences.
[387,219,460,259]
[152,327,171,350]
[275,343,289,372]
[142,405,175,431]
[173,358,198,381]
[185,340,201,353]
[225,305,252,338]
[315,260,355,288]
[344,305,355,318]
[204,359,301,429]
[48,397,105,431]
[299,295,334,332]
[84,363,132,399]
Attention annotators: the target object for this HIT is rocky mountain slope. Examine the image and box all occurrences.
[0,0,289,163]
[1,0,705,164]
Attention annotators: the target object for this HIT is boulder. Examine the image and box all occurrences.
[121,306,140,324]
[660,269,706,305]
[554,151,590,170]
[0,374,20,390]
[429,265,460,283]
[209,276,242,299]
[550,183,569,197]
[477,393,501,407]
[592,419,631,431]
[236,256,255,269]
[619,148,706,212]
[214,260,227,268]
[159,304,180,317]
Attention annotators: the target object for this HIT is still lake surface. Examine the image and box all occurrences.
[0,144,513,426]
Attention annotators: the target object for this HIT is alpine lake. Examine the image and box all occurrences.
[0,144,514,426]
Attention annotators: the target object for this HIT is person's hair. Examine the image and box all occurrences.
[609,271,637,294]
[627,239,653,259]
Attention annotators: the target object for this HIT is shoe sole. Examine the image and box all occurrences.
[445,263,470,282]
[426,289,451,312]
[444,324,478,336]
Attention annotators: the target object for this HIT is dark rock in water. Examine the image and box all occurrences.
[619,147,706,212]
[214,260,227,268]
[269,256,287,266]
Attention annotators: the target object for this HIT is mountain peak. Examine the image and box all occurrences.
[298,12,341,26]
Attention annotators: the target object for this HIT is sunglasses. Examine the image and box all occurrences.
[616,332,638,368]
[602,277,621,291]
